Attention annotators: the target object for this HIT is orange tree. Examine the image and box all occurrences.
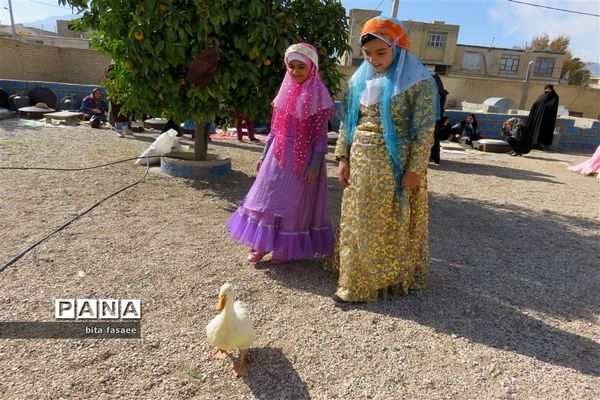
[60,0,350,160]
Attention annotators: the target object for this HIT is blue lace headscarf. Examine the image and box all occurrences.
[343,17,439,201]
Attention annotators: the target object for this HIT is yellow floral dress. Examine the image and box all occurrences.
[333,79,436,302]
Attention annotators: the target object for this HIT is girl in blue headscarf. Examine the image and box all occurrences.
[332,17,438,303]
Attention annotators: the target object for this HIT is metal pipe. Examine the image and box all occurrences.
[392,0,400,18]
[524,60,534,82]
[7,0,16,36]
[519,61,535,110]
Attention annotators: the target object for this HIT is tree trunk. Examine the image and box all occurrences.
[194,120,207,161]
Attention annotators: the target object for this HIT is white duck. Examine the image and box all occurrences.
[206,283,256,377]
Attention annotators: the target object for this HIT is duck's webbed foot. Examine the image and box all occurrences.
[212,348,230,359]
[231,349,249,377]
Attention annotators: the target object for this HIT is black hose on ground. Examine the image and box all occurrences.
[0,154,190,273]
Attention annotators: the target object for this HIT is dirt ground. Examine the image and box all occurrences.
[0,118,598,400]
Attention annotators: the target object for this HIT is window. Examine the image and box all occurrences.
[462,52,482,72]
[427,32,447,48]
[534,58,555,77]
[499,55,520,74]
[435,65,447,75]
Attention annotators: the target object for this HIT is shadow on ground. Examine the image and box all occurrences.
[179,148,599,376]
[243,347,309,399]
[435,159,563,183]
[210,139,265,155]
[258,191,600,377]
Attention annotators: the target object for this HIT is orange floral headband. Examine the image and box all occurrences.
[360,17,410,52]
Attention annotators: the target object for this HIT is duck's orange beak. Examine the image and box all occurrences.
[215,295,226,311]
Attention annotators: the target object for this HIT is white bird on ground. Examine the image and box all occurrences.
[206,283,256,377]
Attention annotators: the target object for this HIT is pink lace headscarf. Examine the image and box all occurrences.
[271,43,335,175]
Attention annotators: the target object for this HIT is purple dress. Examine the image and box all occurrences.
[226,129,333,260]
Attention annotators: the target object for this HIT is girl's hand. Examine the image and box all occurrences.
[304,169,318,183]
[402,171,420,190]
[256,159,263,172]
[337,158,350,188]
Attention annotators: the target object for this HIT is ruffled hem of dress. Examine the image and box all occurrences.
[226,208,333,260]
[335,270,429,302]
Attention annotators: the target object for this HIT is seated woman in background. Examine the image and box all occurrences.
[500,120,512,139]
[79,88,108,128]
[503,117,532,156]
[451,113,481,146]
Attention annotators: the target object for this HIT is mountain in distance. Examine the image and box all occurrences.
[23,14,79,33]
[585,62,600,75]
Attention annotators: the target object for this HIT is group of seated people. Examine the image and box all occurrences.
[430,113,532,163]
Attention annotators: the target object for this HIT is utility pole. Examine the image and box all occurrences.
[392,0,400,18]
[7,0,17,36]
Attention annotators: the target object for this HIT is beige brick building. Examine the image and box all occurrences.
[342,9,564,83]
[339,8,597,118]
[0,35,110,84]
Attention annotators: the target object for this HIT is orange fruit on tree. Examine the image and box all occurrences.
[134,32,144,41]
[263,59,271,66]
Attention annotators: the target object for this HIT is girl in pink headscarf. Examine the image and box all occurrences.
[227,43,336,264]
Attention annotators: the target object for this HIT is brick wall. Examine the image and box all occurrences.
[445,110,599,152]
[0,36,110,84]
[336,66,600,119]
[441,76,600,120]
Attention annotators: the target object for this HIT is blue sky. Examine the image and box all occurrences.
[341,0,599,64]
[1,0,598,63]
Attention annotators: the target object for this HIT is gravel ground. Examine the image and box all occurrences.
[0,118,598,400]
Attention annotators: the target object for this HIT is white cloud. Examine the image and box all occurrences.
[488,0,600,63]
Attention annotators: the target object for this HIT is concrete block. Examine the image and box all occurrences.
[472,139,510,152]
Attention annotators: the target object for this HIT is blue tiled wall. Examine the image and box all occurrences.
[445,110,598,152]
[0,79,102,107]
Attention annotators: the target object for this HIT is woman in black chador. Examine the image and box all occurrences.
[527,85,559,149]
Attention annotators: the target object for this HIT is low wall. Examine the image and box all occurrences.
[0,79,101,107]
[445,110,599,152]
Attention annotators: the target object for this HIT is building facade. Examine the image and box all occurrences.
[342,9,565,83]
